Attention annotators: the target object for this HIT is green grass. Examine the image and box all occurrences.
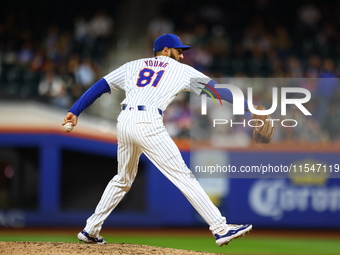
[1,233,339,254]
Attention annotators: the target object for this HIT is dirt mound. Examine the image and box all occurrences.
[0,242,220,255]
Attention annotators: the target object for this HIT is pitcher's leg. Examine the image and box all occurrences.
[134,124,226,234]
[84,125,142,235]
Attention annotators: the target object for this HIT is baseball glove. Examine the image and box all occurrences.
[251,105,275,144]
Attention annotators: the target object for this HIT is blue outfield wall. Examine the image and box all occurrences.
[0,132,196,228]
[0,132,339,229]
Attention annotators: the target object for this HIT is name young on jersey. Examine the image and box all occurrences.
[144,59,169,68]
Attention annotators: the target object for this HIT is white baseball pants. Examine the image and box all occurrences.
[84,109,226,235]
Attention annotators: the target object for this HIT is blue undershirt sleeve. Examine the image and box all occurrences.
[69,78,111,116]
[202,79,249,112]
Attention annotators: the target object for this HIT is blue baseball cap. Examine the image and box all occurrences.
[153,34,191,52]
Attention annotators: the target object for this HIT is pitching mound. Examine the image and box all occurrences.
[0,242,220,255]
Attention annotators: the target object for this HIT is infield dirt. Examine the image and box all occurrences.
[0,241,221,255]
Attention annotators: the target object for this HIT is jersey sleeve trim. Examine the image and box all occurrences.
[103,63,127,91]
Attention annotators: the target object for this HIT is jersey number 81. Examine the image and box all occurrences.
[136,68,165,87]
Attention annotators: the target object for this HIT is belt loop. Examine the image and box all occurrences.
[137,105,146,111]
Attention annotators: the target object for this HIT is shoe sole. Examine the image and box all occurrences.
[77,232,106,244]
[216,225,252,247]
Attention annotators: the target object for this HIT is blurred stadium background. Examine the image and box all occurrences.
[0,0,340,253]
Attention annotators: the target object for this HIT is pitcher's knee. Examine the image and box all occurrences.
[111,175,133,192]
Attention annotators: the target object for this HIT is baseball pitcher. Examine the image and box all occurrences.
[62,34,272,246]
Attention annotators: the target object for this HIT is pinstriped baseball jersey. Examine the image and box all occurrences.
[103,56,207,111]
